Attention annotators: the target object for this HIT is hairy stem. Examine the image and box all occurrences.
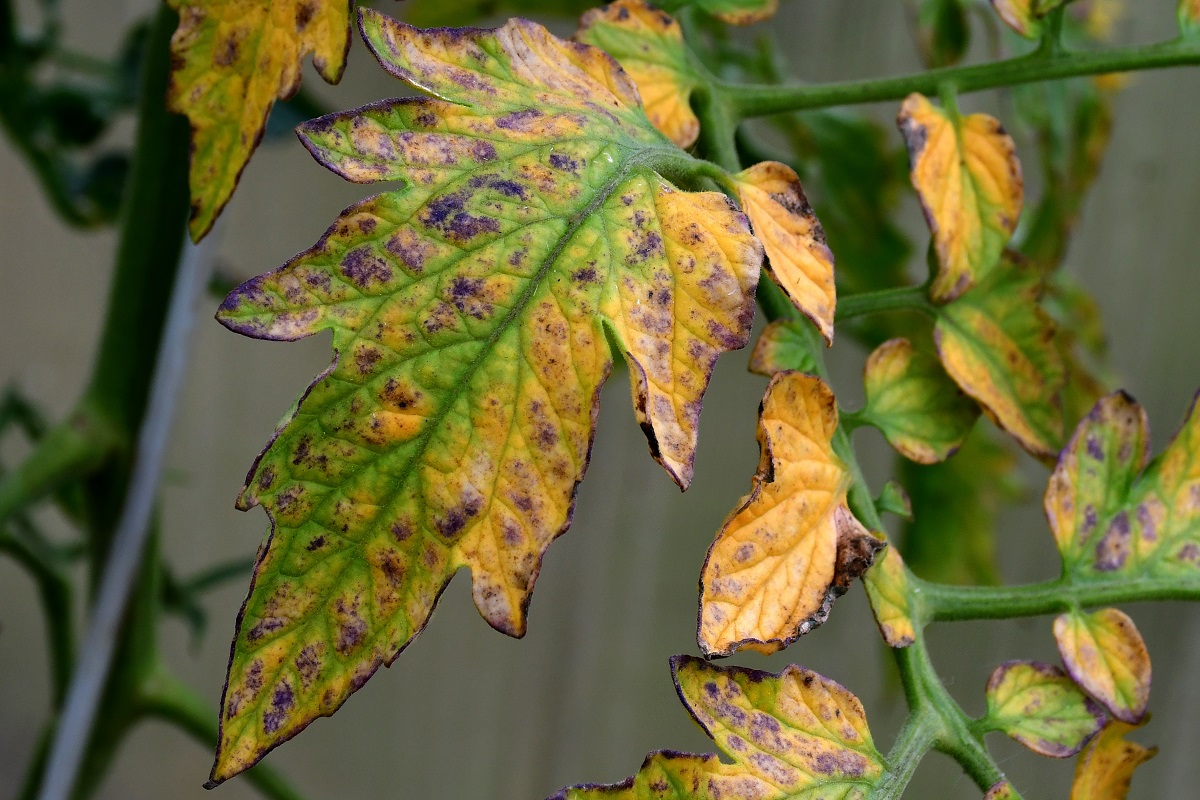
[723,37,1200,117]
[836,285,937,323]
[873,709,939,800]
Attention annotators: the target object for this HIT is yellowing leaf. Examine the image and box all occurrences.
[576,0,701,148]
[552,656,886,800]
[748,319,818,377]
[734,162,838,344]
[985,781,1019,800]
[898,93,1023,302]
[982,660,1106,758]
[699,372,882,657]
[862,337,979,464]
[1054,608,1151,724]
[935,256,1065,460]
[166,0,353,240]
[1183,0,1200,37]
[1044,390,1200,582]
[1070,719,1157,800]
[863,543,916,647]
[989,0,1043,38]
[210,11,763,782]
[692,0,780,25]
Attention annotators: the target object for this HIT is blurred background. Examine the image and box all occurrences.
[2,0,1199,798]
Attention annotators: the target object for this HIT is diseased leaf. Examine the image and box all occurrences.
[683,0,781,25]
[166,0,353,240]
[699,372,882,657]
[551,656,886,800]
[1183,0,1200,37]
[934,255,1065,460]
[900,426,1020,586]
[748,319,818,377]
[576,0,702,148]
[863,543,917,647]
[989,0,1043,38]
[1070,719,1157,800]
[734,162,838,344]
[1054,608,1151,724]
[862,337,979,464]
[911,0,970,68]
[898,93,1024,302]
[982,660,1106,758]
[403,0,596,26]
[985,781,1019,800]
[1044,390,1200,582]
[211,10,763,782]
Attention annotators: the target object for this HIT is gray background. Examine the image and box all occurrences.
[2,0,1199,797]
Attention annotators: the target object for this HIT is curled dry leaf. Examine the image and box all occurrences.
[748,319,818,377]
[211,10,763,782]
[699,372,882,657]
[550,656,886,800]
[862,337,979,464]
[898,93,1023,302]
[1054,607,1151,724]
[733,162,838,344]
[1045,390,1200,581]
[1070,719,1157,800]
[983,660,1107,758]
[576,0,701,148]
[863,543,916,647]
[166,0,353,240]
[934,255,1065,460]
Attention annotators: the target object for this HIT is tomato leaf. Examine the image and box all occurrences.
[1183,0,1200,38]
[989,0,1043,38]
[551,656,887,800]
[210,10,763,782]
[676,0,781,26]
[699,372,882,657]
[863,544,917,648]
[1070,719,1157,800]
[576,0,703,148]
[934,255,1065,460]
[1044,390,1200,582]
[898,93,1023,302]
[1054,607,1151,724]
[166,0,353,241]
[733,161,838,344]
[911,0,970,68]
[982,660,1107,758]
[748,319,818,377]
[862,337,979,464]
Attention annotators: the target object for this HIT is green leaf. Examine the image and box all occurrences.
[576,0,703,148]
[862,337,979,464]
[210,10,763,782]
[1183,0,1200,38]
[166,0,353,241]
[661,0,781,25]
[748,319,819,377]
[911,0,970,68]
[1045,390,1200,582]
[899,426,1020,586]
[552,656,887,800]
[982,660,1106,758]
[934,255,1065,460]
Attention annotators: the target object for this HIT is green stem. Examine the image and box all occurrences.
[723,37,1200,117]
[873,709,939,800]
[693,85,741,173]
[836,286,936,323]
[916,574,1200,622]
[139,670,308,800]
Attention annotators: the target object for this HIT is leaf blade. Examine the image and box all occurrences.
[983,660,1106,758]
[1070,719,1157,800]
[1054,608,1151,724]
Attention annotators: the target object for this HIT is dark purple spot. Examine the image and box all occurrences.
[262,681,294,735]
[495,108,543,130]
[340,247,393,288]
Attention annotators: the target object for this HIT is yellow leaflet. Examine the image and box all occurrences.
[698,372,881,657]
[934,256,1065,460]
[983,660,1106,758]
[863,544,916,648]
[210,10,762,782]
[734,162,838,344]
[862,337,979,464]
[898,93,1023,302]
[553,656,886,800]
[1044,390,1200,581]
[989,0,1043,38]
[1070,719,1156,800]
[576,0,701,148]
[1055,608,1151,724]
[166,0,352,240]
